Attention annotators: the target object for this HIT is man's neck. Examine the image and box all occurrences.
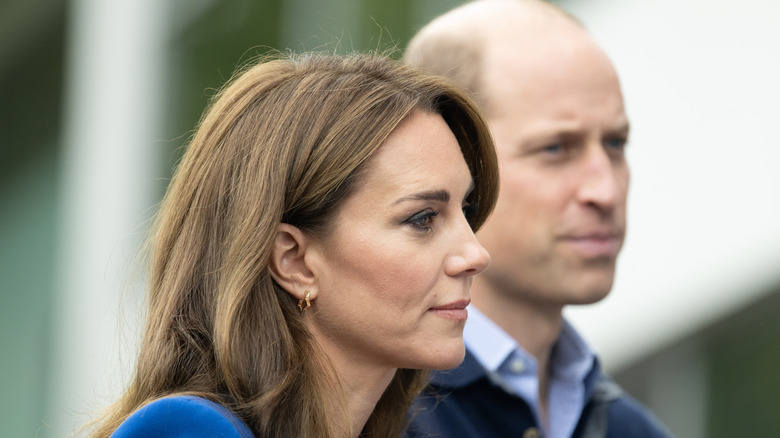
[471,279,564,359]
[471,277,566,429]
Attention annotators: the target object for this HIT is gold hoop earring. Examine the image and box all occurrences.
[297,290,311,314]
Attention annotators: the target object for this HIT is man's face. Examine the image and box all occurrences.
[475,35,630,308]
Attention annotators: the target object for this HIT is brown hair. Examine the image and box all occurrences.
[91,52,498,437]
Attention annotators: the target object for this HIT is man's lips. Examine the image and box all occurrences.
[561,233,621,258]
[429,299,470,321]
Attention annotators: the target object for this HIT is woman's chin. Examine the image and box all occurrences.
[418,343,466,370]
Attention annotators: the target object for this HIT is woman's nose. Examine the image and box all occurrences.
[444,221,491,277]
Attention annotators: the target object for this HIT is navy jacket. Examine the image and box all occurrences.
[406,351,672,438]
[112,396,254,437]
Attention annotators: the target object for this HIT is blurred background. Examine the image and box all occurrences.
[1,0,778,436]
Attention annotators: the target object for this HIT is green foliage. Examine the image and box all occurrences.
[708,298,780,437]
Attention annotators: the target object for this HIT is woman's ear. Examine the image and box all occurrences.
[269,223,317,301]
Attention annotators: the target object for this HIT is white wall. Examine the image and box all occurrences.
[45,0,167,435]
[561,0,780,371]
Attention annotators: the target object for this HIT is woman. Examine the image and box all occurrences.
[93,52,499,437]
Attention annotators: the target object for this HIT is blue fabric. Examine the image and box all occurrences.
[112,396,254,437]
[465,308,595,438]
[406,350,673,438]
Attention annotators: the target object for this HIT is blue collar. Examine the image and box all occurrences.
[430,306,604,435]
[463,307,596,381]
[430,349,605,412]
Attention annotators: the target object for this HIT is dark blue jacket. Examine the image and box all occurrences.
[112,395,254,437]
[406,351,672,438]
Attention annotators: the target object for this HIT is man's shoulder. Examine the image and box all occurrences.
[112,395,254,437]
[585,373,673,438]
[603,391,674,438]
[409,353,673,438]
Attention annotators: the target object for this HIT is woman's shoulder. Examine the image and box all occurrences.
[112,395,254,437]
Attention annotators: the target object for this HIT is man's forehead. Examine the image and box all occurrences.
[482,37,619,99]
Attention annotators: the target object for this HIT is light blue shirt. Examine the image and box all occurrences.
[464,306,596,438]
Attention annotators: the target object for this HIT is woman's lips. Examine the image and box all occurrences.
[429,299,470,321]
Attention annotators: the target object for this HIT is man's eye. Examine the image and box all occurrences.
[542,143,563,154]
[605,137,627,150]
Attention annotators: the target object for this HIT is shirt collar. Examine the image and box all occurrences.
[463,305,519,372]
[551,319,596,381]
[464,306,596,381]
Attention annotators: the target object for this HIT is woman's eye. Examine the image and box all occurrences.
[405,210,438,232]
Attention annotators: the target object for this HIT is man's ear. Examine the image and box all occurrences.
[269,223,317,302]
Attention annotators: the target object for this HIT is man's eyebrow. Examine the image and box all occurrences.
[393,189,451,205]
[610,120,631,134]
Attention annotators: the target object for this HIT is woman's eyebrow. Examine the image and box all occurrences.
[393,189,450,205]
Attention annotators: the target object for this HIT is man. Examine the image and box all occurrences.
[404,1,671,437]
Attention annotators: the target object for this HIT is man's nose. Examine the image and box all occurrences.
[576,144,623,210]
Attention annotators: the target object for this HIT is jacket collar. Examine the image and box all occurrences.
[429,349,491,388]
[430,348,616,406]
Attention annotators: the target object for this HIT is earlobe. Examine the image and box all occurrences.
[269,223,317,302]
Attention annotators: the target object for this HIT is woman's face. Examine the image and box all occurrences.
[306,110,490,372]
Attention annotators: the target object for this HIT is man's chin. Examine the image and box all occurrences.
[563,280,614,305]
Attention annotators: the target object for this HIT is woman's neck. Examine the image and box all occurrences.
[309,325,396,437]
[338,364,396,436]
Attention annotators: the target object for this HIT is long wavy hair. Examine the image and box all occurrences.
[91,52,498,437]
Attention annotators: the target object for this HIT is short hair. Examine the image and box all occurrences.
[405,13,488,109]
[404,0,582,114]
[92,52,498,438]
